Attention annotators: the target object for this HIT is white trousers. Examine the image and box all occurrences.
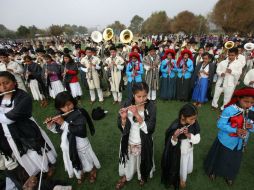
[148,90,156,100]
[112,91,122,102]
[89,89,104,102]
[211,85,235,110]
[180,151,193,182]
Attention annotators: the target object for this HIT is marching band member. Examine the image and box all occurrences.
[23,55,49,107]
[42,54,64,99]
[116,82,156,189]
[131,45,143,63]
[205,87,254,186]
[244,68,254,87]
[211,48,242,110]
[143,45,160,100]
[104,46,125,104]
[176,49,194,101]
[80,47,104,104]
[0,51,26,92]
[191,52,215,107]
[160,49,177,100]
[126,52,144,99]
[161,103,200,189]
[62,54,82,100]
[45,92,100,185]
[0,71,57,177]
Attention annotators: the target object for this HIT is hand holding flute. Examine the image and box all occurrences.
[44,110,74,126]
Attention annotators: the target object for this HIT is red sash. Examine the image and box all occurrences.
[229,113,243,137]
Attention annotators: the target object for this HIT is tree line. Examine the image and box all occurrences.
[1,0,253,39]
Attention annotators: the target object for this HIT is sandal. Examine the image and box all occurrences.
[115,176,127,190]
[89,168,97,184]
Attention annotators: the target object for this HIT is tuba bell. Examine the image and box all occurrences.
[103,28,114,41]
[91,31,103,43]
[244,42,254,51]
[120,29,133,44]
[224,41,235,49]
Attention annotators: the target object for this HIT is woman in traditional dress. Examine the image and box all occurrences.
[204,87,254,186]
[191,52,215,107]
[0,71,57,178]
[176,49,194,101]
[161,103,200,189]
[126,52,144,99]
[160,49,178,100]
[116,82,156,189]
[42,54,64,99]
[45,91,100,185]
[62,54,82,100]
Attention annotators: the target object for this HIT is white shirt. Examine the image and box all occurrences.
[128,110,148,145]
[199,63,209,78]
[216,59,242,87]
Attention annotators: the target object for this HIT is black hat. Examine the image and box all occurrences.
[36,48,46,54]
[75,44,81,49]
[91,47,97,53]
[20,47,28,53]
[109,45,117,51]
[91,107,107,120]
[116,44,124,49]
[47,48,55,55]
[63,48,71,54]
[148,44,158,51]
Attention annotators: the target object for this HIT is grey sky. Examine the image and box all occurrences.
[1,0,218,30]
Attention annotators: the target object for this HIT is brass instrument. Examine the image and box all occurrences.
[103,28,114,41]
[224,41,235,50]
[91,31,103,43]
[120,29,133,44]
[0,90,16,96]
[88,56,94,81]
[244,43,254,51]
[44,109,74,124]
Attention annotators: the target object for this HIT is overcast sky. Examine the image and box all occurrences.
[1,0,218,30]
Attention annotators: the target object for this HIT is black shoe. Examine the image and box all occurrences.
[225,178,233,186]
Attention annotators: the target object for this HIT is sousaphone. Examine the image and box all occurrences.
[120,29,133,44]
[103,28,114,41]
[91,31,103,43]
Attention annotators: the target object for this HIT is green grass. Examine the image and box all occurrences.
[1,88,254,190]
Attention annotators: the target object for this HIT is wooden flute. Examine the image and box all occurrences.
[0,89,16,96]
[44,109,74,124]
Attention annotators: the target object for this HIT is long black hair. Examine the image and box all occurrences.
[178,103,198,120]
[55,91,77,111]
[0,71,19,108]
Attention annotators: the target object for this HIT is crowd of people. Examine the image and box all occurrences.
[1,34,254,190]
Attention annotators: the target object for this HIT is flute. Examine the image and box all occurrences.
[0,90,16,96]
[119,102,147,113]
[44,109,74,124]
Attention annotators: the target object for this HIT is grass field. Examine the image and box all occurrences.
[1,88,254,190]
